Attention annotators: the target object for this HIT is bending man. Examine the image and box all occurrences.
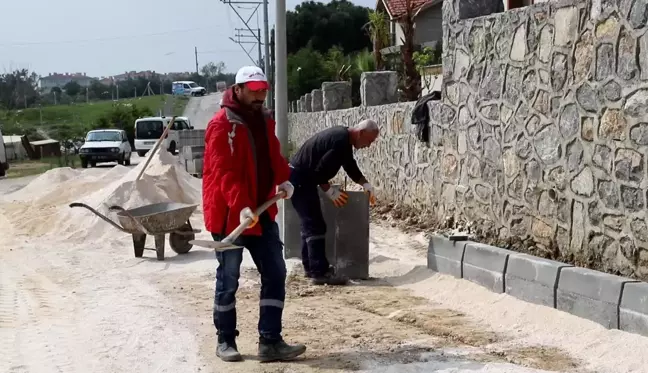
[203,65,306,363]
[289,120,380,286]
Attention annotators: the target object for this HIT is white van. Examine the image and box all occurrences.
[0,129,8,177]
[172,81,207,96]
[134,116,193,156]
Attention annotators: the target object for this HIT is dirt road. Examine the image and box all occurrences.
[2,164,648,372]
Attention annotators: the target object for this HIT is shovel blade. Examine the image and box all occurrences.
[189,240,243,251]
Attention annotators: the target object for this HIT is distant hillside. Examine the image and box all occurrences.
[0,95,188,140]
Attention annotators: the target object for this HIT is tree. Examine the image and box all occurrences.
[64,81,82,97]
[400,0,421,101]
[0,69,39,110]
[366,10,390,71]
[201,62,226,78]
[287,0,372,55]
[287,46,328,101]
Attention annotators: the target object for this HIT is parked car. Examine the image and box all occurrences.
[172,81,207,96]
[134,116,193,157]
[0,129,8,177]
[79,129,132,168]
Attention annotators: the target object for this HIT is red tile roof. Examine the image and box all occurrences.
[380,0,438,19]
[382,0,430,18]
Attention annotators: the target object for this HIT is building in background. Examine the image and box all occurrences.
[38,73,96,94]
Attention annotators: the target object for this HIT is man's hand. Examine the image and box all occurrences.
[324,187,349,208]
[239,207,259,228]
[362,183,376,206]
[278,181,294,199]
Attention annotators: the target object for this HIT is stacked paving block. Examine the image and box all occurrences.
[180,145,204,178]
[280,189,369,280]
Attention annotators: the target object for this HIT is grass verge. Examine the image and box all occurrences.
[5,156,82,179]
[0,95,189,139]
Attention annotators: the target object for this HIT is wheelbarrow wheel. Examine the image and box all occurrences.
[170,222,195,254]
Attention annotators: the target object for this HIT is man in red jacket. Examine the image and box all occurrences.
[203,65,306,363]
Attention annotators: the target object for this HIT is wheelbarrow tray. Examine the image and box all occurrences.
[115,202,198,234]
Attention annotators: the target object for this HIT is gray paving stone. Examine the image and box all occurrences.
[557,267,637,329]
[462,243,516,293]
[280,189,369,279]
[619,281,648,336]
[505,254,573,308]
[427,235,468,278]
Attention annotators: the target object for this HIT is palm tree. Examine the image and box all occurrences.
[366,11,390,71]
[400,0,421,101]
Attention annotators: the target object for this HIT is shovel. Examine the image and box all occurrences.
[189,191,287,251]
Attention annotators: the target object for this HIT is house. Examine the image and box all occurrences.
[376,0,443,49]
[376,0,553,50]
[38,73,95,94]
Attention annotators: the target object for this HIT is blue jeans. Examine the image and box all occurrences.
[212,213,287,342]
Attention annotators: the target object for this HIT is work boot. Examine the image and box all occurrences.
[310,267,349,286]
[216,338,243,362]
[258,337,307,362]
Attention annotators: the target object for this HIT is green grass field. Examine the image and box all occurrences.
[0,95,188,139]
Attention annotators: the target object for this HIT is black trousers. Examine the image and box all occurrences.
[289,171,330,276]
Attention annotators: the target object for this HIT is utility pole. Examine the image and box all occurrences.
[275,0,288,155]
[194,46,199,75]
[268,27,275,109]
[86,87,89,103]
[230,28,262,67]
[262,0,270,75]
[221,0,272,106]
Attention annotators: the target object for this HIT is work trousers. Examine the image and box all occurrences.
[212,213,287,343]
[289,171,330,277]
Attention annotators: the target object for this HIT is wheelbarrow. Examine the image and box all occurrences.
[69,202,201,261]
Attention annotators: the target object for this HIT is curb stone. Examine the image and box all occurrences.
[427,234,648,338]
[462,242,516,293]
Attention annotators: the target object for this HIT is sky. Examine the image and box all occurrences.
[0,0,376,78]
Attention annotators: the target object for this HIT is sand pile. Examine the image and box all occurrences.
[0,149,202,243]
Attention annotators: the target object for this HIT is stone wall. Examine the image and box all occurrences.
[289,0,648,278]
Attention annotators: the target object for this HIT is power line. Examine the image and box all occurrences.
[0,27,222,47]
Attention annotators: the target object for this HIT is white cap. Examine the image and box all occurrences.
[235,66,267,84]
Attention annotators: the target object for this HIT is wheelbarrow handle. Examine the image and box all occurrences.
[69,202,129,233]
[222,191,287,245]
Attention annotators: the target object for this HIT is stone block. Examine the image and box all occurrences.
[291,101,297,112]
[427,235,467,278]
[322,81,352,111]
[297,99,302,113]
[505,254,573,308]
[186,158,203,175]
[455,0,504,21]
[557,267,636,329]
[282,189,369,279]
[299,96,306,112]
[181,145,204,162]
[304,93,312,112]
[278,199,303,259]
[619,282,648,336]
[462,243,516,293]
[311,89,323,111]
[360,71,398,106]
